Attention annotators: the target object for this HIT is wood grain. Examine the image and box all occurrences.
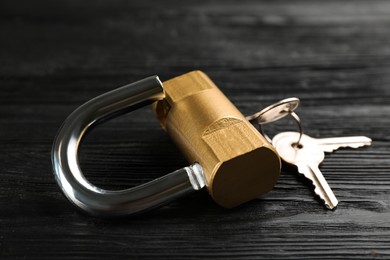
[1,0,390,259]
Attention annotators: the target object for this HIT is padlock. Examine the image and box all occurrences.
[52,70,280,217]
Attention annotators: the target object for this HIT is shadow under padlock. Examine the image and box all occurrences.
[52,70,281,217]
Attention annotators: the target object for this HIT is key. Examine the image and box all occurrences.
[273,132,372,209]
[272,132,338,209]
[274,132,372,152]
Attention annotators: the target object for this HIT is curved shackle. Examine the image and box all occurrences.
[51,76,205,217]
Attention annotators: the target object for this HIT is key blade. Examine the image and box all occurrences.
[297,163,339,210]
[313,136,372,153]
[321,143,371,153]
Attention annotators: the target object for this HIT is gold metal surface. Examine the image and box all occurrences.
[154,71,281,208]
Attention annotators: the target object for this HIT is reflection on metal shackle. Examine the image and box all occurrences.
[52,71,281,217]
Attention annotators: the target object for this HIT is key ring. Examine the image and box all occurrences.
[246,97,303,146]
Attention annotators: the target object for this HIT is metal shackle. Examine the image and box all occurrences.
[51,76,205,217]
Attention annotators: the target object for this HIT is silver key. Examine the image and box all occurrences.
[273,132,372,209]
[273,132,338,209]
[274,132,372,153]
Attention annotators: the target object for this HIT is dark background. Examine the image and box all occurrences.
[1,0,390,259]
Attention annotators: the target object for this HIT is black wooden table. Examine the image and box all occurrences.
[1,0,390,259]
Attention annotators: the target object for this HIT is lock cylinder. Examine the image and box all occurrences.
[154,71,281,208]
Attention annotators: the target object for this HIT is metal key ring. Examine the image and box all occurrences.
[52,76,205,217]
[246,97,303,145]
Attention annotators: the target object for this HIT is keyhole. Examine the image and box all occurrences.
[292,142,303,149]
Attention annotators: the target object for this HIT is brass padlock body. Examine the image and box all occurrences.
[154,71,281,208]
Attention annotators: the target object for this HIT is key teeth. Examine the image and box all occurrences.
[313,185,338,210]
[296,167,338,210]
[322,142,372,153]
[320,141,372,153]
